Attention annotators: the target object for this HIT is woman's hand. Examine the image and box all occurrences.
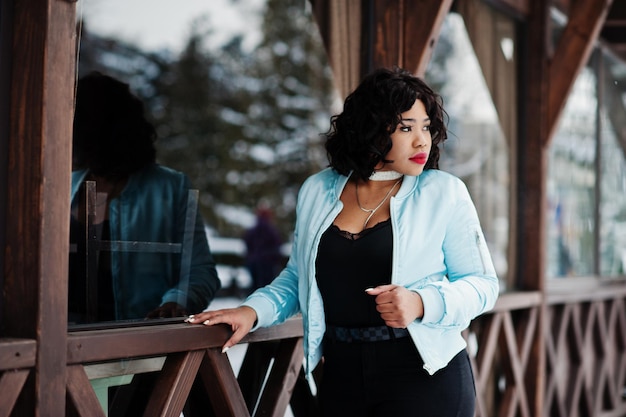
[185,306,258,352]
[365,284,424,328]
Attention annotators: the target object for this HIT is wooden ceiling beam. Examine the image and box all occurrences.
[545,0,614,145]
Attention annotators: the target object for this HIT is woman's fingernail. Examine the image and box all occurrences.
[365,288,374,292]
[222,346,230,353]
[203,319,210,325]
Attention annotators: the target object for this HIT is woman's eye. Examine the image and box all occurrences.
[423,125,431,131]
[400,125,412,132]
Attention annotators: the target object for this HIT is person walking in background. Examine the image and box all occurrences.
[243,204,284,293]
[188,67,499,417]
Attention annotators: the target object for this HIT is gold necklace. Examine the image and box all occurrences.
[355,179,402,230]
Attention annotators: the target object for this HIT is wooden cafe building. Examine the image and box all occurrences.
[1,0,626,415]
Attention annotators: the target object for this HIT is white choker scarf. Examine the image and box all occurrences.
[368,170,403,181]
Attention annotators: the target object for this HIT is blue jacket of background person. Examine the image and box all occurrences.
[70,164,220,320]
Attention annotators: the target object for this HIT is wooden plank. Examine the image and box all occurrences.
[489,0,529,16]
[367,0,452,77]
[0,338,36,370]
[491,291,542,312]
[309,0,363,97]
[67,317,303,364]
[519,0,552,412]
[143,351,204,417]
[403,0,453,77]
[547,283,626,304]
[546,0,614,143]
[254,338,305,417]
[502,312,531,417]
[4,0,76,415]
[0,370,29,417]
[199,348,250,417]
[66,365,107,417]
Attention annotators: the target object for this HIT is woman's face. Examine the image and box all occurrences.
[377,99,432,176]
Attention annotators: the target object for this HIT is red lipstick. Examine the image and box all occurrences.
[410,152,428,165]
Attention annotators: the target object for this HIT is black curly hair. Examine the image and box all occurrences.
[324,67,447,180]
[72,71,157,181]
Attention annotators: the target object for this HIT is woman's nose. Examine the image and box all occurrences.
[413,131,428,147]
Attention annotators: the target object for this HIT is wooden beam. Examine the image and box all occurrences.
[143,351,204,417]
[66,365,107,417]
[67,318,303,364]
[545,0,614,144]
[4,0,77,414]
[518,0,551,415]
[200,348,251,417]
[0,0,11,302]
[308,0,363,97]
[404,0,453,77]
[0,338,37,370]
[0,371,30,417]
[254,338,305,417]
[483,0,530,18]
[367,0,452,76]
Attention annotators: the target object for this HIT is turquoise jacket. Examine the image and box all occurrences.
[70,164,220,320]
[243,168,499,377]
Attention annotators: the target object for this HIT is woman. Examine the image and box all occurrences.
[187,67,499,416]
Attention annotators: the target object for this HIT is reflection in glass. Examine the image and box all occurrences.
[547,66,597,278]
[547,48,626,279]
[600,50,626,277]
[426,13,510,286]
[68,73,221,325]
[72,0,340,325]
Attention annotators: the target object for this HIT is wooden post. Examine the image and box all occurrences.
[517,1,550,414]
[3,0,77,415]
[363,0,452,77]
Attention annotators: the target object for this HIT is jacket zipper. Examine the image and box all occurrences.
[475,231,487,274]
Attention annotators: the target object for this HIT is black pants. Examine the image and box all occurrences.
[318,337,475,417]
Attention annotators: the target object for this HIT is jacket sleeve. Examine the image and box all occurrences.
[161,175,221,313]
[241,240,301,330]
[416,185,499,330]
[240,175,323,329]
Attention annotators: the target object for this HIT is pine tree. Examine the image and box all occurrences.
[76,1,339,239]
[233,0,338,237]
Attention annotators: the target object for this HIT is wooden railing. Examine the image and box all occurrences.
[544,284,626,417]
[469,291,543,417]
[467,284,626,417]
[1,288,625,416]
[66,317,305,417]
[0,338,36,414]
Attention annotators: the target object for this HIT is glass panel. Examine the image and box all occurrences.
[72,0,339,326]
[546,66,597,278]
[425,12,511,288]
[600,50,626,277]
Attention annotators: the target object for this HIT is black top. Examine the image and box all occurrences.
[315,219,393,327]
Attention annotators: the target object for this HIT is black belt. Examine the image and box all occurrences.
[325,325,410,343]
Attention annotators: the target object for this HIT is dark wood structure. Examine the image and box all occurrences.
[1,0,626,416]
